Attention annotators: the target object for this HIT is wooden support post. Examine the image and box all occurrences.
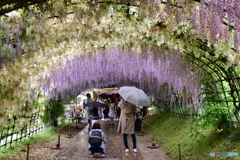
[147,127,159,149]
[154,127,156,143]
[56,128,61,148]
[26,144,30,160]
[57,133,60,148]
[50,128,62,149]
[75,118,78,128]
[138,120,145,136]
[67,120,73,138]
[178,144,181,160]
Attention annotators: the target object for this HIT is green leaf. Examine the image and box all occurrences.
[0,29,5,36]
[19,29,30,41]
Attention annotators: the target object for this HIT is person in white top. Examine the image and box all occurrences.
[108,99,115,125]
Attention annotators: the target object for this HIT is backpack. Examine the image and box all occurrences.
[88,130,103,147]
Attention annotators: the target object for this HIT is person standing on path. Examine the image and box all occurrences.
[117,98,137,153]
[84,93,93,126]
[96,98,103,120]
[103,99,109,120]
[108,99,115,125]
[91,107,100,126]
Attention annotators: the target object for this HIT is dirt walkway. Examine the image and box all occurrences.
[53,119,170,160]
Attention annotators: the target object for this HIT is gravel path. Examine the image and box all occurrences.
[6,118,170,160]
[53,119,170,160]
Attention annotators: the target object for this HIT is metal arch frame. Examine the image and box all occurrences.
[189,55,234,123]
[186,51,240,124]
[203,56,240,124]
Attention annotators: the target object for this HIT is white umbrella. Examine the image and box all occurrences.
[118,86,150,106]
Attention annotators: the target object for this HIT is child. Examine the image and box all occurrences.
[88,122,107,157]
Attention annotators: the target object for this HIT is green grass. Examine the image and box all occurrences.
[0,128,58,159]
[143,112,240,160]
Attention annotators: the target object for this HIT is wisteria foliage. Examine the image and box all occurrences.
[45,45,204,100]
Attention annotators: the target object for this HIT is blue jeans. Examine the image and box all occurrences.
[123,134,136,149]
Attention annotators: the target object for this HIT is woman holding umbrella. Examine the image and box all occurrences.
[117,86,150,153]
[117,98,137,153]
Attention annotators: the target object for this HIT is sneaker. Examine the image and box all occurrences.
[133,149,137,153]
[89,153,94,158]
[100,153,107,157]
[125,149,129,153]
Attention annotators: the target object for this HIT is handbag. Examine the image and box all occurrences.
[135,116,142,131]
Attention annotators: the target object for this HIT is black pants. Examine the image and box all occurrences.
[89,147,104,154]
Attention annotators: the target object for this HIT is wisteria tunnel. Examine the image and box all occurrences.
[0,0,240,150]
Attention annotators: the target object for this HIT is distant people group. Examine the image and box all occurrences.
[83,93,121,125]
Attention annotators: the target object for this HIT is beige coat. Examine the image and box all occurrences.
[117,100,136,134]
